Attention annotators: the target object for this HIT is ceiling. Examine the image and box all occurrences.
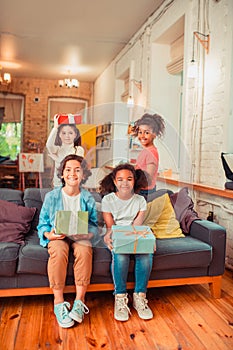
[0,0,165,82]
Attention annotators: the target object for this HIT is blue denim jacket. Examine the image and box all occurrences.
[37,186,98,247]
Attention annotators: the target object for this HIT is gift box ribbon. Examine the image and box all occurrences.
[67,114,75,124]
[115,225,149,253]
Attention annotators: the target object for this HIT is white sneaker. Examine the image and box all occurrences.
[114,293,131,321]
[133,292,153,320]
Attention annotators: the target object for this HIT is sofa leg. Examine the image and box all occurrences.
[209,276,222,298]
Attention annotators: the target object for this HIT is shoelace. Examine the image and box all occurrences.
[137,296,149,311]
[116,297,131,314]
[59,302,71,319]
[74,301,89,315]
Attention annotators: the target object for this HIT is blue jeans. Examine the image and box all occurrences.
[111,252,153,294]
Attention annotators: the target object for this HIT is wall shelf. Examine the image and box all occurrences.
[157,175,233,199]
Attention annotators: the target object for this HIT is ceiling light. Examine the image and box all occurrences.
[0,66,11,85]
[58,75,79,88]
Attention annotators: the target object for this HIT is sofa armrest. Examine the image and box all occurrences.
[189,220,226,276]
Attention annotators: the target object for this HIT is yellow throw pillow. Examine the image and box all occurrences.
[143,193,184,239]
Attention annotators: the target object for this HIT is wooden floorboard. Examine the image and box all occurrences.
[0,270,233,350]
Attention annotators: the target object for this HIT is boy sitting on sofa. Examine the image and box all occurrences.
[37,154,98,328]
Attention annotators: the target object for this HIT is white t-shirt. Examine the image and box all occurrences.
[101,192,147,226]
[61,189,81,235]
[62,189,81,211]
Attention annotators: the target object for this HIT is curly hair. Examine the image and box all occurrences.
[135,113,165,138]
[57,154,91,187]
[99,163,151,195]
[54,124,82,147]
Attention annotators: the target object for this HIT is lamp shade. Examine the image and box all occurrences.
[187,60,198,79]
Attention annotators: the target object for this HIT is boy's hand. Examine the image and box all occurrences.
[44,228,65,240]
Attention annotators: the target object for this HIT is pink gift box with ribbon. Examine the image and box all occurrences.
[112,225,155,254]
[56,114,82,125]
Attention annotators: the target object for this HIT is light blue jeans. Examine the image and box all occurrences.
[111,251,153,294]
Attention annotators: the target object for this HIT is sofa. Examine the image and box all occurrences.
[0,187,226,298]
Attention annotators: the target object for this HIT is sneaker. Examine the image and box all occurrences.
[114,293,131,321]
[133,292,153,320]
[54,302,75,328]
[69,300,89,323]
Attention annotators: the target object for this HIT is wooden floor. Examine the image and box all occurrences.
[0,271,233,350]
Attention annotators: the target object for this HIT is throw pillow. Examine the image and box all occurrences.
[169,187,199,234]
[143,193,184,238]
[0,200,36,244]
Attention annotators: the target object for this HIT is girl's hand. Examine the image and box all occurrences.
[71,233,94,241]
[44,228,65,240]
[104,230,113,250]
[53,114,59,128]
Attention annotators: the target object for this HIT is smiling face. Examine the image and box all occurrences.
[62,159,83,189]
[59,125,77,145]
[137,124,156,148]
[114,169,135,199]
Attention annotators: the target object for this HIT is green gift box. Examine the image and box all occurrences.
[112,225,155,254]
[55,211,88,235]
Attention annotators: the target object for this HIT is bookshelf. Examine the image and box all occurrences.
[128,136,142,164]
[96,122,112,150]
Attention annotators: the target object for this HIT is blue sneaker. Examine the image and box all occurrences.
[69,300,89,323]
[54,302,74,328]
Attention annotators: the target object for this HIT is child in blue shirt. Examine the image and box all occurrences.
[37,154,98,328]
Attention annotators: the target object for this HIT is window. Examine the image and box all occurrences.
[0,95,24,160]
[0,123,21,160]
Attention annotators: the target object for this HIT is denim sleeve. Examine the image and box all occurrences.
[37,195,52,248]
[87,196,98,236]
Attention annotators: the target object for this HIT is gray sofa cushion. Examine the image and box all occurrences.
[153,236,212,270]
[0,188,24,205]
[23,188,52,230]
[0,242,20,276]
[92,243,112,278]
[17,231,49,275]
